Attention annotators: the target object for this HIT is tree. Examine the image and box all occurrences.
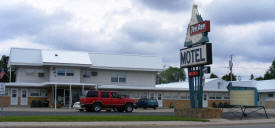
[255,60,275,81]
[222,73,236,81]
[209,73,218,79]
[0,55,16,82]
[156,67,186,84]
[255,76,264,81]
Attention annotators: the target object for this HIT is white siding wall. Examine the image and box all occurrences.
[16,66,49,83]
[16,66,157,86]
[81,69,157,87]
[49,66,81,83]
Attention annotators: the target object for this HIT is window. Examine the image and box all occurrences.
[224,93,230,99]
[139,92,147,98]
[111,92,120,98]
[87,91,98,97]
[58,69,74,76]
[101,92,109,98]
[57,69,65,76]
[38,72,45,77]
[111,77,118,82]
[83,71,91,78]
[164,92,172,99]
[209,93,215,99]
[129,92,139,99]
[180,92,187,99]
[216,93,222,99]
[91,72,98,76]
[66,69,74,76]
[40,89,47,97]
[5,88,9,96]
[29,89,40,97]
[150,93,155,99]
[268,93,274,98]
[111,72,126,83]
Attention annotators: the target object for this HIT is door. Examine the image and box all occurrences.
[110,92,124,106]
[64,89,70,107]
[11,88,18,105]
[203,94,208,108]
[20,89,28,105]
[157,92,163,107]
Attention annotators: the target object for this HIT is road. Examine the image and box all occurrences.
[181,124,275,128]
[1,110,274,120]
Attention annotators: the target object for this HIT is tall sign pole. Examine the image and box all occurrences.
[180,5,212,109]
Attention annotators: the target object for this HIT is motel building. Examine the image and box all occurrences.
[1,48,275,109]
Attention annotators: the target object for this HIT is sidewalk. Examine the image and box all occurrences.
[1,118,275,128]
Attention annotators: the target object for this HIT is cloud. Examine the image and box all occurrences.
[206,0,275,24]
[118,19,185,64]
[0,38,52,56]
[0,2,71,41]
[138,0,192,12]
[210,22,275,63]
[0,0,274,80]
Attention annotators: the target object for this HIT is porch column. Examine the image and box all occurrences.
[51,85,54,108]
[9,66,11,82]
[55,84,57,110]
[82,84,84,96]
[69,84,72,109]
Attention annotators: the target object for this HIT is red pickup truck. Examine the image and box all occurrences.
[79,90,135,112]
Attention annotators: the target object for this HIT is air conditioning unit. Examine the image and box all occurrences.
[38,73,45,77]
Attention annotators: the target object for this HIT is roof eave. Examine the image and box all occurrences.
[90,66,162,72]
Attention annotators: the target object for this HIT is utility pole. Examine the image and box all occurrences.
[229,55,233,81]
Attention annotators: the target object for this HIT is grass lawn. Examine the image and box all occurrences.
[0,115,209,122]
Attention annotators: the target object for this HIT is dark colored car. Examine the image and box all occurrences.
[135,98,158,109]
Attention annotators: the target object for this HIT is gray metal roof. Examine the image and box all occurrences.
[88,53,162,71]
[9,48,42,66]
[9,48,162,71]
[156,78,228,91]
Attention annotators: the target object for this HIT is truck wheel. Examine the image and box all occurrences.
[92,103,102,112]
[125,103,134,112]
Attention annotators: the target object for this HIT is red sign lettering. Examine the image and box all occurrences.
[190,21,210,36]
[188,71,199,77]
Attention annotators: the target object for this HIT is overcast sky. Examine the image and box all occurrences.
[0,0,274,80]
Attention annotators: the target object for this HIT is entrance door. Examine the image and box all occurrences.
[157,92,163,107]
[11,88,18,105]
[64,89,70,107]
[203,94,208,108]
[20,89,28,105]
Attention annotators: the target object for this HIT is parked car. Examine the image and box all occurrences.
[135,98,158,109]
[73,102,84,111]
[79,90,136,112]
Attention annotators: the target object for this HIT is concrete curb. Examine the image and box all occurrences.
[1,119,275,128]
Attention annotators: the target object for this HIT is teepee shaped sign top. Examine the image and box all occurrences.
[184,5,210,47]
